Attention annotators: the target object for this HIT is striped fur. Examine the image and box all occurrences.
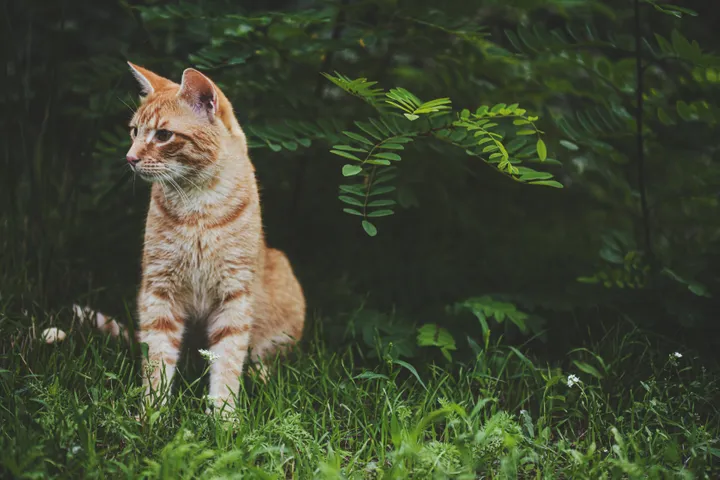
[123,63,305,415]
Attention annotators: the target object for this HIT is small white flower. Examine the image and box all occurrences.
[672,352,682,359]
[365,461,379,473]
[198,349,220,363]
[567,374,581,388]
[41,327,67,344]
[520,409,527,415]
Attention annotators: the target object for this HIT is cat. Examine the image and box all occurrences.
[116,62,305,415]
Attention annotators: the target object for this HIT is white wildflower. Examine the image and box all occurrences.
[365,461,379,473]
[672,352,682,359]
[41,327,66,344]
[198,349,220,363]
[567,374,581,388]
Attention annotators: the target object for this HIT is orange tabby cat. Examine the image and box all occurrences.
[123,62,305,414]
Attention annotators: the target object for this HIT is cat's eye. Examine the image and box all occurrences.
[155,129,173,142]
[130,127,138,138]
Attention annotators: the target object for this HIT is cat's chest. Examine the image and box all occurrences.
[166,228,230,316]
[172,227,227,276]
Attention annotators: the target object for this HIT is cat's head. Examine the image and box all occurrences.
[125,62,243,183]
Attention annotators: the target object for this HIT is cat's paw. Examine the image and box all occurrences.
[205,397,236,422]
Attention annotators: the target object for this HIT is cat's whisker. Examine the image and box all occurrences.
[156,174,170,204]
[118,97,136,114]
[164,173,190,206]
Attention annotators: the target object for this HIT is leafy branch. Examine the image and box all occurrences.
[326,72,562,236]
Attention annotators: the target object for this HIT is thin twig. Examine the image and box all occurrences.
[634,0,654,260]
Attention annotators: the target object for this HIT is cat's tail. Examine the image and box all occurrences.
[70,304,138,344]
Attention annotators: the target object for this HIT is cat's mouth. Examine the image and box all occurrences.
[132,163,171,183]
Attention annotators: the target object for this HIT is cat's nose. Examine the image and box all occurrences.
[127,155,140,167]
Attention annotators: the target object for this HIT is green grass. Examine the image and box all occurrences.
[1,305,719,479]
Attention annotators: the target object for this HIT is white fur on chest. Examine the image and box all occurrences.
[177,227,229,319]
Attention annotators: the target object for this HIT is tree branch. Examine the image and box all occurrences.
[634,0,654,260]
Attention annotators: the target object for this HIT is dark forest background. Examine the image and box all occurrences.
[2,0,720,363]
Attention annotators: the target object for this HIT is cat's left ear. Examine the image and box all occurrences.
[178,68,218,120]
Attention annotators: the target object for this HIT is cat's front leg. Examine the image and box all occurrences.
[137,286,185,407]
[206,286,253,416]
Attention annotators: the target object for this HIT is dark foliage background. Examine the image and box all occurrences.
[2,0,720,362]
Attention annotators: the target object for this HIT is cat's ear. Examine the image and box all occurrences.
[178,68,218,120]
[127,61,172,96]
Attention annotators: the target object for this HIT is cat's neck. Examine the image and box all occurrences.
[152,145,254,217]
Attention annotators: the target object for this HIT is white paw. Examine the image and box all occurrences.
[41,327,67,344]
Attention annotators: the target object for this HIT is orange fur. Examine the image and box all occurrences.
[125,62,306,415]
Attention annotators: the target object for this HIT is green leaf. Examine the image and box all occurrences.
[378,143,404,150]
[516,129,536,136]
[367,199,397,207]
[354,371,388,381]
[671,29,696,61]
[518,170,554,181]
[417,324,457,361]
[333,145,368,152]
[365,159,391,166]
[342,164,363,176]
[373,152,401,161]
[343,208,363,216]
[688,283,710,297]
[343,131,374,146]
[530,180,563,188]
[676,101,694,121]
[404,113,420,121]
[393,360,427,391]
[339,195,364,206]
[281,141,298,151]
[369,118,390,136]
[509,346,534,368]
[355,121,383,140]
[369,186,396,196]
[417,98,452,109]
[362,220,377,237]
[339,184,364,195]
[367,209,394,217]
[536,139,547,161]
[559,140,579,151]
[331,150,362,162]
[573,360,604,379]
